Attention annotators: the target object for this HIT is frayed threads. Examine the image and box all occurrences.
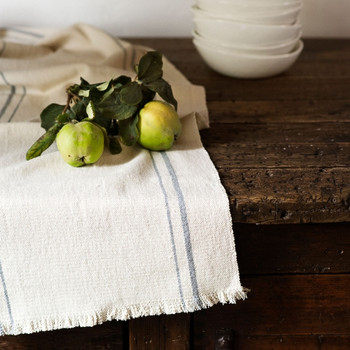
[1,287,248,336]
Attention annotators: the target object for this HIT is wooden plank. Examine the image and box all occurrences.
[129,313,190,350]
[201,121,350,223]
[0,320,125,350]
[207,100,350,123]
[221,168,350,224]
[205,143,350,168]
[212,334,350,350]
[163,314,191,350]
[193,274,350,349]
[202,122,350,145]
[320,335,350,349]
[129,316,163,349]
[234,223,350,274]
[233,334,321,350]
[202,121,350,173]
[213,328,235,350]
[194,77,350,101]
[222,167,350,201]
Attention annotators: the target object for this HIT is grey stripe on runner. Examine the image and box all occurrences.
[0,41,5,56]
[0,85,15,120]
[0,71,9,85]
[1,27,44,39]
[161,152,203,308]
[8,86,26,122]
[0,71,26,123]
[150,152,186,310]
[0,260,14,334]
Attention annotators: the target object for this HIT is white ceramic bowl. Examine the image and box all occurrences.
[197,0,302,15]
[193,38,304,78]
[191,4,302,25]
[199,0,302,5]
[193,30,300,55]
[243,0,301,3]
[193,17,302,47]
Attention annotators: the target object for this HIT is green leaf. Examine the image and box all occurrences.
[96,80,110,91]
[98,92,137,121]
[40,103,65,131]
[140,86,156,106]
[78,89,90,97]
[145,78,178,110]
[137,51,163,83]
[26,123,62,160]
[100,86,115,104]
[100,103,137,121]
[91,115,112,131]
[76,78,112,98]
[120,82,143,106]
[88,86,107,103]
[69,100,87,121]
[79,77,91,89]
[112,75,132,88]
[108,136,122,154]
[86,100,96,119]
[118,115,139,146]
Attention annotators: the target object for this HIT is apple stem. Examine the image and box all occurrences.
[63,94,72,113]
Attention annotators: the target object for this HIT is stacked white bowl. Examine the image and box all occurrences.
[191,0,304,78]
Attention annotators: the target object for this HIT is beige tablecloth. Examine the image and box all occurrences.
[0,24,246,336]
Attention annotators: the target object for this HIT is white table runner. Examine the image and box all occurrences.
[0,24,246,336]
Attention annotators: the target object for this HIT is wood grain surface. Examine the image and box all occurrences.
[0,321,125,350]
[129,314,190,350]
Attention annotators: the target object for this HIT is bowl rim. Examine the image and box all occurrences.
[197,0,302,6]
[196,0,302,6]
[193,16,303,30]
[191,4,303,18]
[193,38,304,59]
[192,29,302,50]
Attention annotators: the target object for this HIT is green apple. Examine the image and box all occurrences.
[56,121,104,167]
[137,101,182,151]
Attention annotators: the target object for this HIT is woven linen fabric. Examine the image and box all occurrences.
[0,24,246,336]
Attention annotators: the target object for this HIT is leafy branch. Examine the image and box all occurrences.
[26,51,177,160]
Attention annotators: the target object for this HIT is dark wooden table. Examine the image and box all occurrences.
[1,38,350,349]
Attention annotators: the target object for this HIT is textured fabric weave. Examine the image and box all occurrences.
[0,24,246,335]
